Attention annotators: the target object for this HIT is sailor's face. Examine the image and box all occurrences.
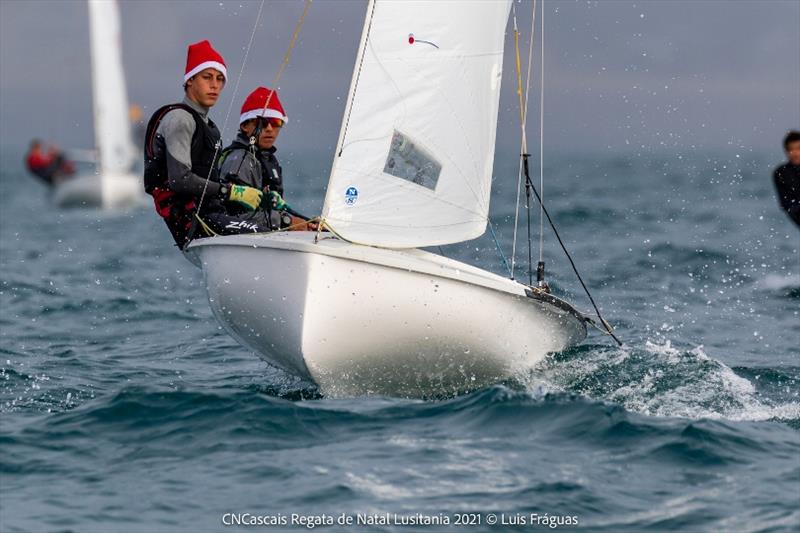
[186,68,225,107]
[257,120,281,150]
[787,140,800,166]
[242,119,282,150]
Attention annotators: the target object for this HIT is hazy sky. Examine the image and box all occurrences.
[1,0,798,159]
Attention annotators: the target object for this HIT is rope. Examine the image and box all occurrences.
[194,0,267,224]
[488,219,513,278]
[317,0,376,241]
[193,213,218,237]
[522,170,623,346]
[192,214,320,241]
[257,0,312,130]
[510,5,523,278]
[192,0,312,238]
[512,5,525,128]
[337,0,377,157]
[511,0,537,279]
[538,1,545,264]
[509,1,620,345]
[220,1,267,139]
[277,216,321,233]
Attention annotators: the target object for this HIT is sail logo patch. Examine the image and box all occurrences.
[345,186,359,206]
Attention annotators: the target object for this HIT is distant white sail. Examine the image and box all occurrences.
[321,0,512,248]
[88,0,136,176]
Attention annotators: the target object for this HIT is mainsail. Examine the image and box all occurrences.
[88,0,136,176]
[321,0,512,248]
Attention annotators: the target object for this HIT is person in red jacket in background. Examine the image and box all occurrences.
[25,139,75,186]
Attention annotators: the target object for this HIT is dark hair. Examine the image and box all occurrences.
[784,130,800,151]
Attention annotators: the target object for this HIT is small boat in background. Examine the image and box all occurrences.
[53,0,142,209]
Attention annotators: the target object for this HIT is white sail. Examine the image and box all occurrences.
[88,0,136,176]
[320,0,512,248]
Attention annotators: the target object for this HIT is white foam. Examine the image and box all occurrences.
[760,273,800,290]
[530,339,800,423]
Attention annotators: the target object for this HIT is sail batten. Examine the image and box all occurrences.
[321,0,512,249]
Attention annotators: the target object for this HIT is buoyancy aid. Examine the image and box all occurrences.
[217,137,283,196]
[143,103,222,246]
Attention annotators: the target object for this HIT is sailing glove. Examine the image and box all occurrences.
[228,184,263,211]
[268,191,288,211]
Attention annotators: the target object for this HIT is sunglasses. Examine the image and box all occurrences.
[255,117,284,129]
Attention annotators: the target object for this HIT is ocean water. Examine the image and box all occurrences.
[0,148,798,532]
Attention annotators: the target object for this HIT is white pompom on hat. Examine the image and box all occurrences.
[239,87,288,125]
[184,40,227,82]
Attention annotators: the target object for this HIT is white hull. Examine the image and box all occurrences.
[53,173,144,209]
[187,232,587,397]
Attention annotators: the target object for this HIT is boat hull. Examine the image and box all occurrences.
[187,232,587,397]
[53,173,144,209]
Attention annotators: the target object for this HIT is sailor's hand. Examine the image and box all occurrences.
[228,184,263,211]
[285,216,319,232]
[268,191,287,211]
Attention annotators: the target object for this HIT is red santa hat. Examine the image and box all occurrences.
[184,40,227,82]
[239,87,288,125]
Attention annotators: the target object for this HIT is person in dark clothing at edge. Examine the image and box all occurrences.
[25,139,75,186]
[215,86,317,231]
[773,130,800,229]
[143,40,266,248]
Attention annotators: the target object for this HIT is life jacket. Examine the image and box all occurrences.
[25,151,55,184]
[143,103,221,246]
[259,147,284,197]
[217,139,284,196]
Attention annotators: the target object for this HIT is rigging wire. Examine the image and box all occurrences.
[522,159,623,346]
[510,0,621,345]
[510,0,537,279]
[193,0,267,223]
[193,0,312,230]
[257,0,312,127]
[538,1,545,264]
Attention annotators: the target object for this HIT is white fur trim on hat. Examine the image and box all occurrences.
[184,61,227,82]
[239,108,289,125]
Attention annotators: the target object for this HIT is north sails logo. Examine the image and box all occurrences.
[345,186,359,206]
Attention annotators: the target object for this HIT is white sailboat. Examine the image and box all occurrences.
[186,0,589,397]
[53,0,142,208]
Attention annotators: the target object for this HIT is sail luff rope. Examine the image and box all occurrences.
[336,0,377,158]
[511,0,537,279]
[193,0,311,231]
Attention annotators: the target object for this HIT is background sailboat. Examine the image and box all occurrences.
[187,0,588,397]
[53,0,142,209]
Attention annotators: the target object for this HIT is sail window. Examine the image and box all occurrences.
[383,130,441,190]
